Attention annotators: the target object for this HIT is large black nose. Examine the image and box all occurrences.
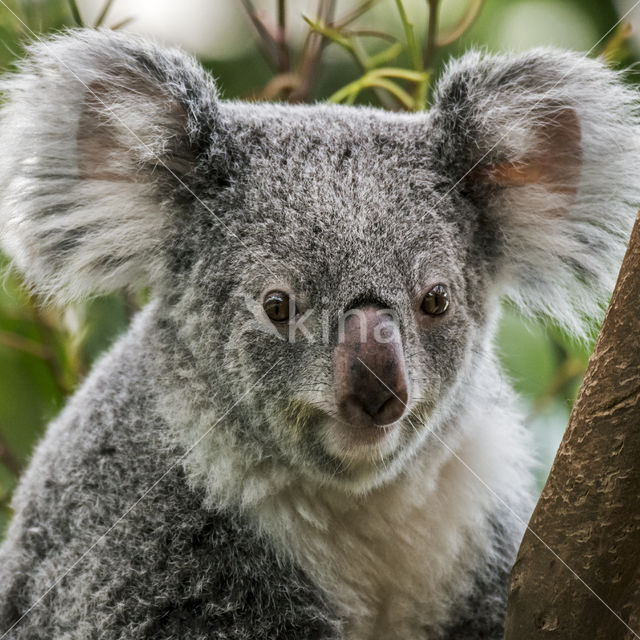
[334,307,408,428]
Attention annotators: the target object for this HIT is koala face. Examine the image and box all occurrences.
[170,105,489,488]
[1,32,638,493]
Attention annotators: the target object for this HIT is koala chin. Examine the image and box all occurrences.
[1,29,639,640]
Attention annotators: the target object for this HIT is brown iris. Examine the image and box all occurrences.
[421,284,450,316]
[263,290,293,323]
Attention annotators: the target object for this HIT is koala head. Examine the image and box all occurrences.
[1,31,638,493]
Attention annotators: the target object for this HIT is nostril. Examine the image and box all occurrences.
[338,384,407,428]
[360,390,393,419]
[373,391,407,426]
[338,395,372,427]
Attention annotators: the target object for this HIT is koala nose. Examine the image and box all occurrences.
[334,306,408,428]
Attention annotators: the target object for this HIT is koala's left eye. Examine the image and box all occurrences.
[421,284,450,316]
[263,290,295,323]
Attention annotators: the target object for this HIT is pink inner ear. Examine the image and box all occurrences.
[77,80,134,182]
[478,106,583,197]
[76,78,190,182]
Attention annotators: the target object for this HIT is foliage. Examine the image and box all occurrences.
[0,0,635,538]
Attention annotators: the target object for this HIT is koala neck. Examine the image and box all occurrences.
[250,403,527,638]
[160,374,528,639]
[147,305,531,637]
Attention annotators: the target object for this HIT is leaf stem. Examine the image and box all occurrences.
[423,0,441,69]
[335,0,380,29]
[94,0,115,28]
[394,0,422,71]
[240,0,281,71]
[67,0,83,26]
[276,0,290,72]
[329,67,428,109]
[110,16,135,31]
[436,0,484,46]
[289,0,336,102]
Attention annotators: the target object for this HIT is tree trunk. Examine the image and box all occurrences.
[504,211,640,640]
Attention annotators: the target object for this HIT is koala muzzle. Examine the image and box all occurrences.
[334,307,408,429]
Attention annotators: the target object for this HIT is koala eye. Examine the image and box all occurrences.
[421,284,450,316]
[263,290,294,324]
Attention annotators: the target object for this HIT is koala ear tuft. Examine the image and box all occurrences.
[431,49,640,338]
[0,29,221,302]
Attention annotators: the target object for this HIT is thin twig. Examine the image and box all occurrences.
[289,0,336,103]
[0,329,49,360]
[67,0,83,26]
[110,16,135,31]
[329,67,426,109]
[277,0,286,33]
[335,0,380,29]
[256,72,300,100]
[436,0,484,46]
[423,0,441,69]
[346,29,396,42]
[393,0,428,109]
[275,0,290,73]
[240,0,281,71]
[303,5,400,109]
[93,0,115,28]
[395,0,422,70]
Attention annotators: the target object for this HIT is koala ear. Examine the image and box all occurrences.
[0,29,220,302]
[430,49,640,337]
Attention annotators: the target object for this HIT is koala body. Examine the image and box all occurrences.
[0,29,639,640]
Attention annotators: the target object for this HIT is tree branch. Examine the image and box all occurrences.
[504,210,640,639]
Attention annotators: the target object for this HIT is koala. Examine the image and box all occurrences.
[0,28,639,640]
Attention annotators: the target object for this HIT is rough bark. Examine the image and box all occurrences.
[504,211,640,640]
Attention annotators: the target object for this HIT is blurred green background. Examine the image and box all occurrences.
[0,0,638,538]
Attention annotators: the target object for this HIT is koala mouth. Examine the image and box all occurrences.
[323,395,440,470]
[280,399,404,467]
[321,413,405,466]
[326,423,402,469]
[332,416,398,445]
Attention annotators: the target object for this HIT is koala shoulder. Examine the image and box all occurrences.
[0,310,341,639]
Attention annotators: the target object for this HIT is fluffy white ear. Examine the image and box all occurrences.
[0,29,219,302]
[431,49,640,338]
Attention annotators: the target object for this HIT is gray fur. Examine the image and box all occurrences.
[0,29,638,639]
[0,310,341,639]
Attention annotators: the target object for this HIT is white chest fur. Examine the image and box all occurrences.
[253,412,531,639]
